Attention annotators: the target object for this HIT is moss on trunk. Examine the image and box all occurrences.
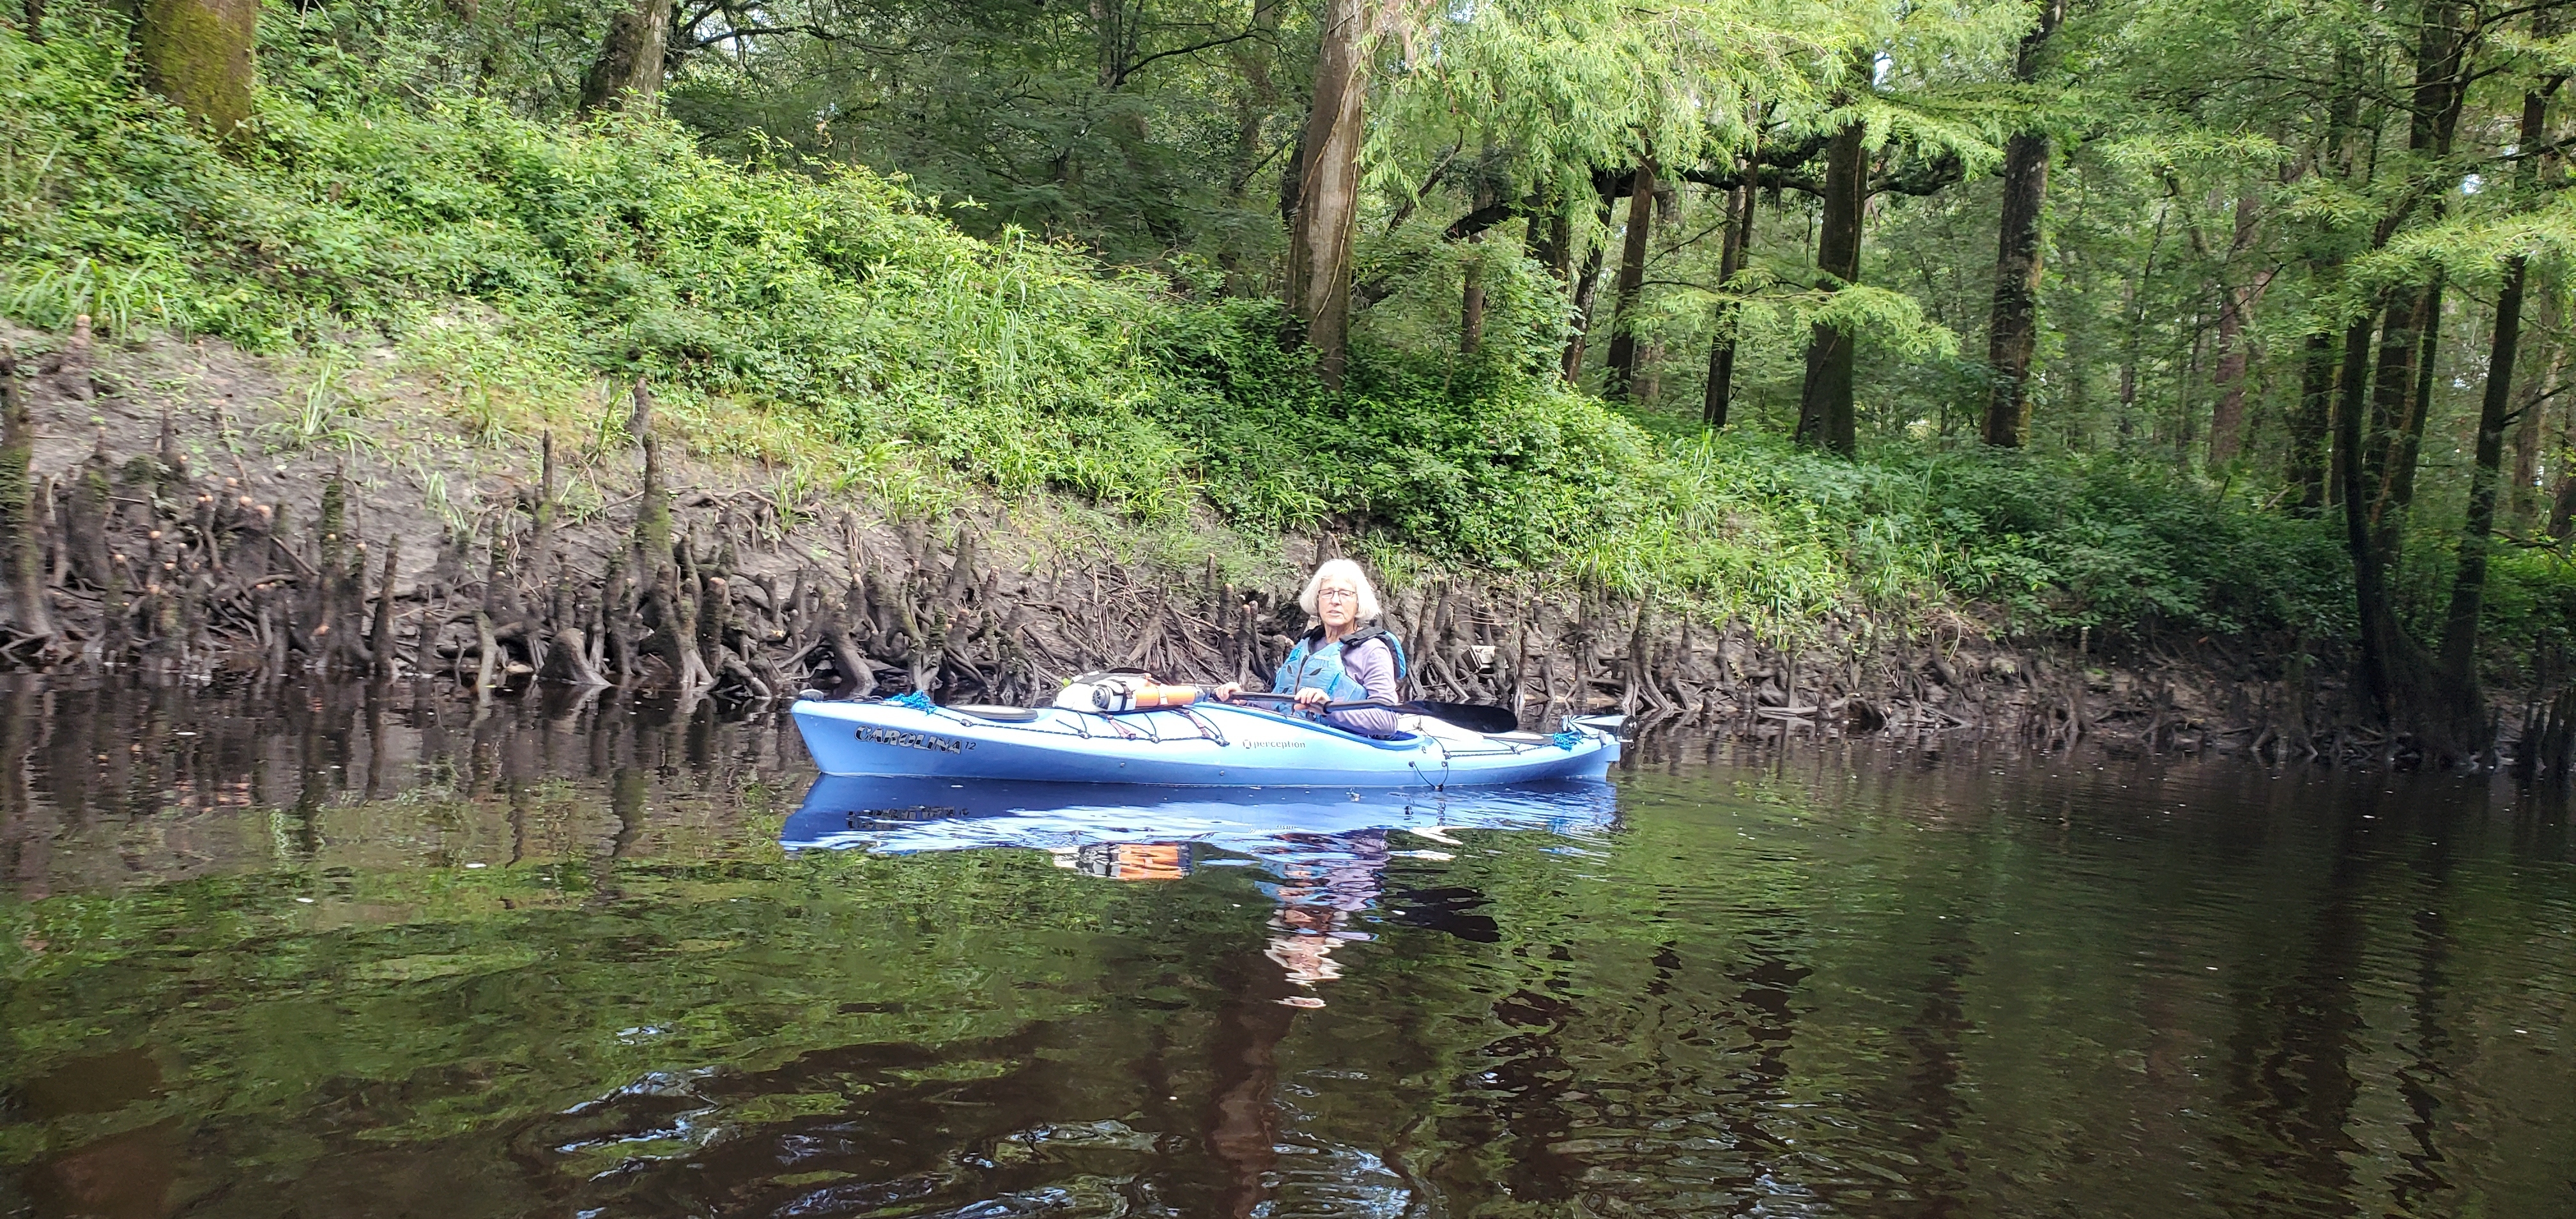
[138,0,257,134]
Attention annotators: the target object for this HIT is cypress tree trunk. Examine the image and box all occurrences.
[0,347,52,644]
[1459,261,1486,354]
[2395,5,2471,538]
[1285,0,1370,389]
[2437,81,2552,717]
[1795,116,1867,456]
[1460,157,1496,353]
[1219,0,1284,292]
[2288,327,2338,511]
[1560,200,1611,383]
[2510,298,2561,528]
[2205,197,2269,466]
[2375,279,2442,562]
[2440,252,2523,685]
[1277,126,1307,234]
[1529,189,1570,282]
[1602,162,1657,400]
[2363,1,2465,551]
[2363,287,2425,526]
[137,0,257,134]
[1979,128,2050,447]
[1977,0,2064,447]
[2334,316,2432,721]
[1702,174,1752,429]
[578,0,673,112]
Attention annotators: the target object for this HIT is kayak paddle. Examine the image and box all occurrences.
[1227,690,1522,734]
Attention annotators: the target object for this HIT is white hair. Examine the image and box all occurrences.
[1298,558,1382,621]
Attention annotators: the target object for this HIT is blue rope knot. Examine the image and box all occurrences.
[1549,729,1582,751]
[886,691,936,711]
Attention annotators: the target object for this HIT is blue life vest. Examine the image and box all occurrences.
[1272,625,1409,716]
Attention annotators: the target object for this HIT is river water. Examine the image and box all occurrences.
[1,678,2571,1219]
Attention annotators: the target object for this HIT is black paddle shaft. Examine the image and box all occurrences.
[1225,691,1521,734]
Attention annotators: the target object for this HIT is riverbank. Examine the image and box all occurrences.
[0,318,2438,764]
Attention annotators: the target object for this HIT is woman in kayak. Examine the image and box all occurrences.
[1213,559,1406,736]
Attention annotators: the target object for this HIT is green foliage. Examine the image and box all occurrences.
[3,17,1197,513]
[0,15,2392,650]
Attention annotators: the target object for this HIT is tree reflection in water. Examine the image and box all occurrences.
[5,678,2574,1219]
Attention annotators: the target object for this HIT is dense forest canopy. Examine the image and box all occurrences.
[12,0,2576,752]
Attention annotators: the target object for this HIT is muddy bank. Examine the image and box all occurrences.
[0,323,2460,766]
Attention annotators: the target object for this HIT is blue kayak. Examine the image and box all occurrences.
[782,774,1619,859]
[790,696,1622,786]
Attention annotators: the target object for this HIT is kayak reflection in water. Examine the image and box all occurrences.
[1212,559,1406,738]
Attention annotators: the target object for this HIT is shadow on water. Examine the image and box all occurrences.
[1,675,2572,1218]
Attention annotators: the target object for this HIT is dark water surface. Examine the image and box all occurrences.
[3,679,2573,1218]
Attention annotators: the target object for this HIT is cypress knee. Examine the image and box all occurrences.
[0,346,52,643]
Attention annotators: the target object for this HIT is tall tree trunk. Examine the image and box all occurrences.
[2334,316,2437,722]
[2289,325,2337,510]
[1603,162,1658,399]
[137,0,257,133]
[1459,262,1486,355]
[2511,296,2562,528]
[1704,144,1759,429]
[1979,125,2050,445]
[2363,1,2467,553]
[1285,0,1372,389]
[1460,149,1496,354]
[1978,0,2066,447]
[2375,278,2443,562]
[2364,286,2426,528]
[2511,84,2566,528]
[2441,254,2523,686]
[2206,195,2271,466]
[579,0,673,112]
[1796,114,1867,455]
[1220,0,1284,293]
[0,346,52,644]
[1277,126,1307,234]
[1561,197,1613,383]
[2437,77,2554,724]
[1530,190,1571,283]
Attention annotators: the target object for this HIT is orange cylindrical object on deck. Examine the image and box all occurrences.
[1128,684,1200,709]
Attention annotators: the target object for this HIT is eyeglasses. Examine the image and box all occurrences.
[1316,587,1359,602]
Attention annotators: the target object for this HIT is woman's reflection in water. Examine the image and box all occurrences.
[1261,828,1392,1005]
[1056,828,1394,1004]
[1225,829,1395,1217]
[1065,827,1401,1218]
